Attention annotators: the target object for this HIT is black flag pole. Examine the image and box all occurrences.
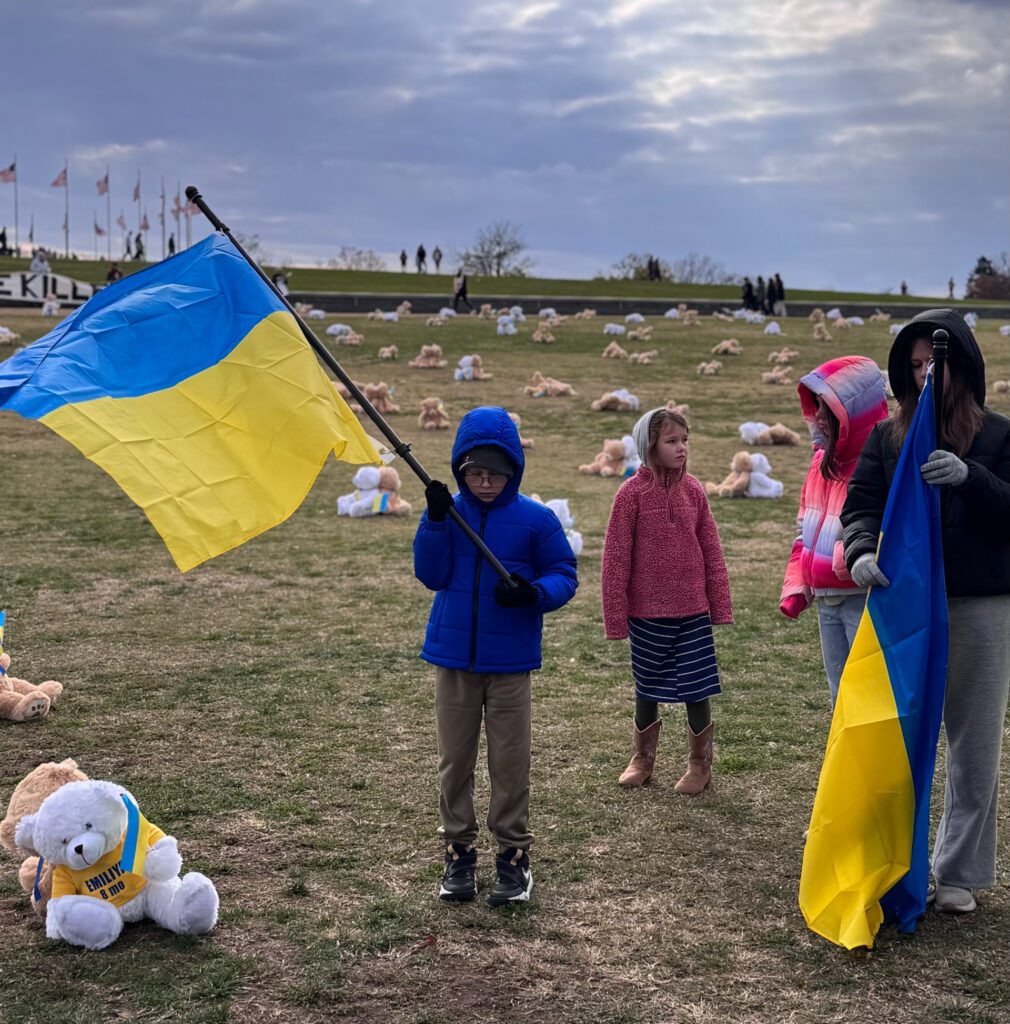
[185,185,516,587]
[932,328,948,449]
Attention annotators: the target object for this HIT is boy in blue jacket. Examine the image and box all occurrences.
[414,406,578,906]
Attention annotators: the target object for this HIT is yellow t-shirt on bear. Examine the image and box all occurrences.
[50,811,166,907]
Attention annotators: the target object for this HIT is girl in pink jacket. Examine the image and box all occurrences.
[780,356,888,705]
[602,407,732,795]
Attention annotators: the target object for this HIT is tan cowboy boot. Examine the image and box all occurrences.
[619,720,661,787]
[674,722,714,796]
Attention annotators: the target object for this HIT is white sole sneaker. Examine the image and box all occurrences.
[934,884,976,913]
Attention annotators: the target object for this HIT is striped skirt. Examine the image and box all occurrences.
[628,613,721,704]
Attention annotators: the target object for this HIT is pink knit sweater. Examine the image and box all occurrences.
[601,467,733,639]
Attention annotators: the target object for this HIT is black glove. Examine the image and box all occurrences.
[425,480,453,522]
[494,573,540,608]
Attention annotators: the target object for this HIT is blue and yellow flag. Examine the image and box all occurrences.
[799,371,948,949]
[0,235,379,571]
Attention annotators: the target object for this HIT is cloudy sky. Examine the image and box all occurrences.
[3,0,1007,295]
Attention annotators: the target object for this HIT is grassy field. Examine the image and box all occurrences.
[0,253,995,306]
[1,303,1009,1024]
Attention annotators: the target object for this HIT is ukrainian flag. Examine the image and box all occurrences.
[0,235,379,571]
[799,371,948,949]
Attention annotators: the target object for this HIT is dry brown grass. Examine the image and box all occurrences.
[1,304,1009,1024]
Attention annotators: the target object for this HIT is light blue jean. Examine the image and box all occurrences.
[817,593,867,707]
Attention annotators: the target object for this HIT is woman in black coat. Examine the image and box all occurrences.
[841,308,1010,916]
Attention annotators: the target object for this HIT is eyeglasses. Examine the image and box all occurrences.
[463,470,507,486]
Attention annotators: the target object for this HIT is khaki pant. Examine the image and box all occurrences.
[434,666,533,852]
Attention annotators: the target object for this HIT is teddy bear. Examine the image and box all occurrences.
[591,389,640,412]
[376,466,412,515]
[739,421,801,446]
[0,652,63,723]
[425,315,447,328]
[808,308,826,323]
[508,412,534,449]
[603,323,626,336]
[868,309,891,323]
[396,300,413,317]
[478,303,496,319]
[418,397,451,430]
[993,380,1010,394]
[378,345,398,361]
[2,758,89,917]
[745,452,784,498]
[454,354,493,381]
[333,381,362,413]
[523,371,576,397]
[14,778,219,950]
[628,350,658,364]
[705,452,753,498]
[602,340,629,359]
[627,326,653,342]
[681,309,700,326]
[712,339,742,355]
[696,360,722,376]
[361,381,400,414]
[664,400,690,416]
[367,308,386,321]
[573,308,596,320]
[532,324,555,343]
[767,346,800,365]
[337,466,383,517]
[762,365,794,385]
[409,344,448,368]
[579,439,627,477]
[812,321,833,342]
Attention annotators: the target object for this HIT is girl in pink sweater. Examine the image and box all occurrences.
[602,408,733,795]
[779,356,888,706]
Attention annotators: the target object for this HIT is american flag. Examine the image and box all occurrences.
[94,219,106,237]
[140,213,150,231]
[172,192,182,217]
[133,177,141,202]
[116,212,128,231]
[97,173,109,196]
[0,161,14,184]
[51,167,67,188]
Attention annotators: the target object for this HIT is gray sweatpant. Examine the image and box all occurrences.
[931,594,1010,889]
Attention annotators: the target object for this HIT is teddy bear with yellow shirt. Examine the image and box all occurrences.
[15,778,218,950]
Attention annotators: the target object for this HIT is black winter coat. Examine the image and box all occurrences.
[841,308,1010,597]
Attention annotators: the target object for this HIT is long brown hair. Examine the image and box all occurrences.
[888,341,984,457]
[645,409,690,471]
[817,401,842,481]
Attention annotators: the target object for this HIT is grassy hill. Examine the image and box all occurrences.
[0,253,988,305]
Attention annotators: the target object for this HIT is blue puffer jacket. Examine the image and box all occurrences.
[413,406,578,672]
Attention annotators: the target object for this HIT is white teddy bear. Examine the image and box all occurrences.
[620,435,642,477]
[14,779,218,951]
[603,323,626,336]
[544,498,584,556]
[336,466,383,517]
[745,452,784,499]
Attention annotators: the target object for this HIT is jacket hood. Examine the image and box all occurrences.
[889,309,985,405]
[631,406,674,466]
[797,356,888,463]
[451,406,525,506]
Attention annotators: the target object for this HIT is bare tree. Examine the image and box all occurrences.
[610,252,672,280]
[669,252,738,285]
[327,246,386,272]
[456,221,534,277]
[966,252,1010,300]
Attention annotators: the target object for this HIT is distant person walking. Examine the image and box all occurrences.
[948,277,956,300]
[742,277,756,311]
[134,233,145,262]
[124,231,133,260]
[766,274,779,315]
[432,246,443,272]
[168,233,176,257]
[400,249,408,273]
[271,271,289,297]
[755,275,767,314]
[452,269,473,313]
[900,280,908,297]
[0,226,7,256]
[416,244,427,273]
[773,273,787,317]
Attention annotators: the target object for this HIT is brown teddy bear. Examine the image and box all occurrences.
[712,339,742,355]
[696,360,722,376]
[601,340,629,359]
[665,400,690,415]
[628,349,658,364]
[377,466,413,515]
[418,397,450,430]
[508,412,534,449]
[767,346,800,365]
[1,758,88,916]
[532,324,556,344]
[362,381,400,414]
[523,371,576,397]
[579,439,627,477]
[755,422,801,445]
[409,344,448,368]
[378,345,398,361]
[591,390,639,412]
[0,653,63,723]
[762,365,793,385]
[705,452,752,498]
[812,322,833,342]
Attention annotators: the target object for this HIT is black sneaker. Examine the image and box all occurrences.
[439,843,477,902]
[487,847,533,907]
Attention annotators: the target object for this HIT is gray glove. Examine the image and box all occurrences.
[851,553,889,589]
[920,450,968,487]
